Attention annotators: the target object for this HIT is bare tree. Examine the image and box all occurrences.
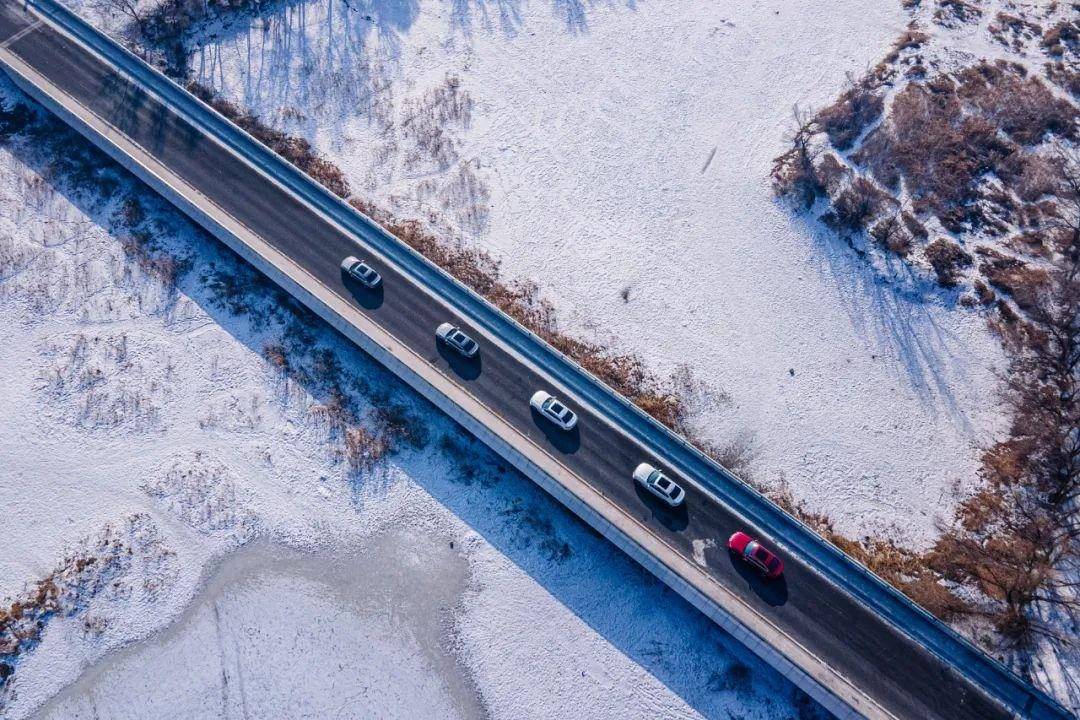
[929,150,1080,650]
[770,105,824,208]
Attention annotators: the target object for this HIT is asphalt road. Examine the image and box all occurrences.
[0,4,1024,718]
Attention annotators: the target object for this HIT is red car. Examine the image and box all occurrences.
[728,531,784,579]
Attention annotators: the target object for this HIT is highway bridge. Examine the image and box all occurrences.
[0,2,1069,717]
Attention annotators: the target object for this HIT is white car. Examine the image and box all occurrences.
[633,462,685,507]
[341,255,382,288]
[530,390,578,431]
[436,322,479,358]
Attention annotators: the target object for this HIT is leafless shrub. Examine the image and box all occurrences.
[883,26,930,64]
[1044,61,1080,98]
[696,432,756,478]
[309,388,352,435]
[933,0,983,27]
[870,214,914,256]
[262,343,288,371]
[441,160,490,235]
[924,238,973,287]
[770,107,824,207]
[955,62,1077,146]
[812,153,851,195]
[120,230,181,289]
[0,515,174,684]
[1000,151,1065,203]
[823,177,897,233]
[344,426,390,472]
[925,183,1080,646]
[973,278,996,304]
[843,61,1080,236]
[890,83,1007,216]
[399,75,473,172]
[977,247,1050,313]
[1041,19,1079,57]
[901,210,928,240]
[849,128,894,191]
[989,12,1043,50]
[816,76,885,151]
[372,402,427,450]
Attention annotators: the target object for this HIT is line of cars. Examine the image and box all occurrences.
[341,254,784,580]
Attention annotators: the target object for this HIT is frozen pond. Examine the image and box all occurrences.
[35,530,487,720]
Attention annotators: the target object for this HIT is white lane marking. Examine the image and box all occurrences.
[1,19,42,49]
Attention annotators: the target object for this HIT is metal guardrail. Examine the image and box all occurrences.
[23,1,1072,717]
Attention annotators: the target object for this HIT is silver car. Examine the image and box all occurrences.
[530,390,578,431]
[341,255,382,288]
[436,322,479,358]
[633,462,685,507]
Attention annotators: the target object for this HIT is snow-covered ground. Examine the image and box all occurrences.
[175,0,1007,546]
[0,82,823,718]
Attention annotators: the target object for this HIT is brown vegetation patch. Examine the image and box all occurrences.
[344,426,390,472]
[1041,18,1080,57]
[774,58,1079,283]
[1045,61,1080,98]
[120,229,182,289]
[816,79,885,151]
[924,238,972,287]
[823,177,898,233]
[933,0,982,27]
[976,247,1050,313]
[989,12,1043,50]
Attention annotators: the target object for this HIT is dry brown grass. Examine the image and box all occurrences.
[823,177,897,233]
[933,0,982,27]
[120,230,181,289]
[924,238,972,287]
[1045,61,1080,98]
[344,426,390,472]
[837,61,1077,236]
[816,80,885,151]
[1041,18,1080,56]
[976,247,1050,313]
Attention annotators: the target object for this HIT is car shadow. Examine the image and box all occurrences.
[529,407,581,454]
[633,482,689,532]
[436,340,482,381]
[727,548,789,607]
[341,271,384,310]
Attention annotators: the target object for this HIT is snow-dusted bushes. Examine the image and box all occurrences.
[774,56,1079,295]
[0,515,178,688]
